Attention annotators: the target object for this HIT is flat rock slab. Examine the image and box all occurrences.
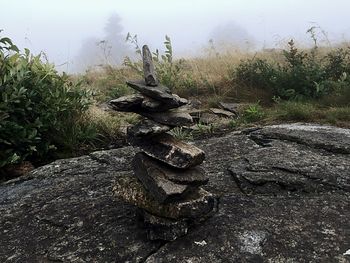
[127,80,187,107]
[127,119,172,137]
[218,102,239,114]
[141,96,165,112]
[229,139,350,194]
[1,123,350,262]
[134,152,208,187]
[109,94,144,112]
[141,96,188,112]
[142,211,189,241]
[142,110,193,127]
[132,153,192,203]
[228,123,350,195]
[109,94,186,113]
[113,175,216,220]
[209,108,236,118]
[131,133,205,169]
[250,123,350,153]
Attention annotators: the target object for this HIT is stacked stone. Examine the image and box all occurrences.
[110,45,216,241]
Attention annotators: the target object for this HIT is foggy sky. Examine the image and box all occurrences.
[1,0,350,72]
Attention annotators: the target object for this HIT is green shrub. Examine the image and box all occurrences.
[324,47,350,80]
[233,39,350,101]
[234,58,276,90]
[242,103,265,123]
[0,34,93,168]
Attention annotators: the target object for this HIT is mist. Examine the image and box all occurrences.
[1,0,350,73]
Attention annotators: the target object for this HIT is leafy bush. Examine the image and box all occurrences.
[0,34,92,168]
[233,39,350,101]
[234,58,276,91]
[241,103,265,123]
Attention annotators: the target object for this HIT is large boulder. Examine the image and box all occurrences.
[1,123,350,262]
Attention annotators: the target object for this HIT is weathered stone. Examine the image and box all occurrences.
[127,119,172,137]
[250,123,350,154]
[109,93,184,113]
[175,104,203,114]
[132,153,192,203]
[1,124,350,262]
[131,133,205,169]
[113,175,216,219]
[142,211,189,241]
[218,102,239,114]
[144,194,350,263]
[173,94,188,106]
[126,80,187,107]
[134,153,208,186]
[209,107,236,118]
[142,45,158,86]
[109,94,144,112]
[142,110,193,127]
[165,167,208,186]
[188,99,202,109]
[141,96,163,110]
[166,104,203,124]
[141,96,188,112]
[230,129,350,195]
[198,112,220,125]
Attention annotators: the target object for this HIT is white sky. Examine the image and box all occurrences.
[1,0,350,71]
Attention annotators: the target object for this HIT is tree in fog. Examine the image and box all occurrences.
[209,21,255,50]
[74,13,131,72]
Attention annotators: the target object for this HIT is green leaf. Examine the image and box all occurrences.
[165,44,172,51]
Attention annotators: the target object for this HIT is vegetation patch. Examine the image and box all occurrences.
[0,35,93,170]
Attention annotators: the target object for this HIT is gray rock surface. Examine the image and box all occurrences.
[250,123,350,153]
[1,123,350,262]
[143,211,189,241]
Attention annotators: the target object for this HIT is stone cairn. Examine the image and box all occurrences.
[110,45,217,241]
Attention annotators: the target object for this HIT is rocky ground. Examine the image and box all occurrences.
[0,123,349,262]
